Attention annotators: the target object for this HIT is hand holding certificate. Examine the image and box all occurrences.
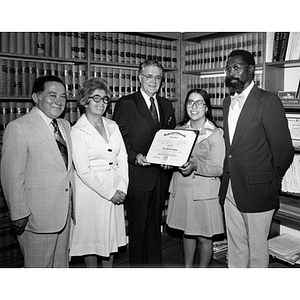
[146,129,199,167]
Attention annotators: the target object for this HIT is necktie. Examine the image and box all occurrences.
[150,97,159,126]
[52,119,68,168]
[231,94,245,109]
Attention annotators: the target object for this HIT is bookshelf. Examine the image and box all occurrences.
[0,31,181,267]
[264,35,300,233]
[180,32,265,127]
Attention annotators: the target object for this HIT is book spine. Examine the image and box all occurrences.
[78,32,86,60]
[0,32,9,52]
[71,32,79,59]
[21,61,29,97]
[58,32,65,58]
[6,60,14,96]
[72,65,79,97]
[30,32,37,56]
[16,32,24,54]
[118,33,125,63]
[9,32,16,54]
[99,33,106,61]
[65,32,72,59]
[112,32,119,63]
[106,32,113,62]
[44,32,51,57]
[37,32,45,56]
[0,59,7,96]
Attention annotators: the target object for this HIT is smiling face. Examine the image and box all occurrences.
[186,92,208,122]
[85,89,108,118]
[33,81,67,119]
[225,55,253,94]
[138,65,163,97]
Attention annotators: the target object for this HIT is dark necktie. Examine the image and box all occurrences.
[52,119,68,168]
[150,97,159,126]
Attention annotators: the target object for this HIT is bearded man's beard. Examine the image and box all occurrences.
[225,76,245,94]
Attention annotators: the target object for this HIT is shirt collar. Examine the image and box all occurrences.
[34,106,53,126]
[140,89,156,106]
[236,80,254,100]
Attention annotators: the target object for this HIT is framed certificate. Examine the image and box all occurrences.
[146,129,199,167]
[286,114,300,148]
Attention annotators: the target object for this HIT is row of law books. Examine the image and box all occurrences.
[211,108,223,128]
[0,59,177,99]
[184,32,264,72]
[0,32,86,60]
[90,32,178,68]
[0,59,87,98]
[0,100,82,129]
[91,66,177,100]
[187,73,263,106]
[266,32,300,62]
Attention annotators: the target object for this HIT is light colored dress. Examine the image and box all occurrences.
[69,114,128,257]
[166,120,225,237]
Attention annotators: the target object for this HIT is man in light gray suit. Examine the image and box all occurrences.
[1,75,74,267]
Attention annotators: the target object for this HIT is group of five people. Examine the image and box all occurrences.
[1,49,294,268]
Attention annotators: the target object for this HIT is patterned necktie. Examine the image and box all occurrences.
[52,119,68,168]
[231,94,245,109]
[150,97,159,126]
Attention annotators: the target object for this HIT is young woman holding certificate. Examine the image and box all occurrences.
[166,88,225,268]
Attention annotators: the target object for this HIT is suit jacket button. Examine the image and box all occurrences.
[65,188,69,192]
[228,154,232,159]
[192,175,195,179]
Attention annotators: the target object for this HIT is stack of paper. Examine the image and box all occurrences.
[268,233,300,265]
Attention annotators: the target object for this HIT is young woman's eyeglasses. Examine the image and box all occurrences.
[223,64,248,75]
[186,100,206,109]
[88,95,110,104]
[141,74,163,82]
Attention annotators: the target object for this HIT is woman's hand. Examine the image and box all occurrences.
[179,160,196,176]
[110,190,126,205]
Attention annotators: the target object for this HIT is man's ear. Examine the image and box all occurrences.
[249,65,255,76]
[32,93,39,104]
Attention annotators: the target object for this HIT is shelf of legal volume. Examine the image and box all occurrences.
[265,59,300,68]
[283,102,300,110]
[275,194,300,230]
[0,52,87,64]
[183,64,264,76]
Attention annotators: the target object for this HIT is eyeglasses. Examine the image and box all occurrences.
[141,74,163,82]
[186,100,206,109]
[223,64,248,75]
[88,95,110,104]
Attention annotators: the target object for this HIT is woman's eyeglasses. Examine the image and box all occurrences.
[88,95,110,104]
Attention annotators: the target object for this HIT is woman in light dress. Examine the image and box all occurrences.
[69,77,128,267]
[167,88,225,267]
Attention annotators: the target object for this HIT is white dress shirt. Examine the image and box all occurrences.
[228,81,254,144]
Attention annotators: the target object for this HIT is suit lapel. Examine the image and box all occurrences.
[27,109,67,168]
[230,85,262,150]
[223,96,231,150]
[135,91,157,130]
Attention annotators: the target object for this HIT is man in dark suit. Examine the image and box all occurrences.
[113,59,176,267]
[219,49,294,267]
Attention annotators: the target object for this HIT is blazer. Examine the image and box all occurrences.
[219,85,294,213]
[113,90,176,191]
[1,107,74,233]
[169,125,225,201]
